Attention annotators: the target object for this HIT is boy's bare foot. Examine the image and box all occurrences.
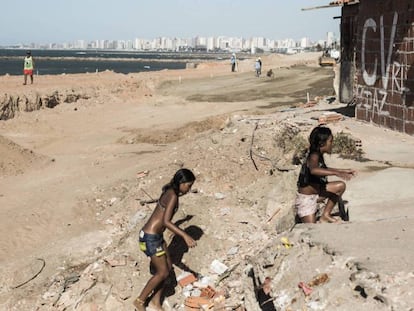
[133,297,146,311]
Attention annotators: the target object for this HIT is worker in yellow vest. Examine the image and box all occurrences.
[23,50,35,85]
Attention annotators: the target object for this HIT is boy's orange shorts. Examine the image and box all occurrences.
[24,69,33,75]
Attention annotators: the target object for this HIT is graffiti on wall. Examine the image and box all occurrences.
[356,12,410,116]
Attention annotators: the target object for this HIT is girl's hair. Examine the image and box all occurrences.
[163,168,196,194]
[309,126,332,153]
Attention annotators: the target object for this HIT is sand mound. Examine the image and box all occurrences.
[118,115,229,144]
[0,135,49,176]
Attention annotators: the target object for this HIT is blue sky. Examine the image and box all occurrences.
[1,1,341,45]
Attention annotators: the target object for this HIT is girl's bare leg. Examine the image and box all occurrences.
[320,181,346,223]
[149,284,165,311]
[149,244,172,310]
[300,213,317,223]
[134,255,169,311]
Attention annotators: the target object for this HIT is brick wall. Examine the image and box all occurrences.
[347,0,414,135]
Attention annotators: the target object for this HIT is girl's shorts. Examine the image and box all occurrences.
[295,192,319,218]
[138,230,166,257]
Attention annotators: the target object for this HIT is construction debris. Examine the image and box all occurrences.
[318,112,343,124]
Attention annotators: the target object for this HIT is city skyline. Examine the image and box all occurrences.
[1,1,341,45]
[8,32,338,52]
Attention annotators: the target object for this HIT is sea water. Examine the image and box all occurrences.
[0,49,225,76]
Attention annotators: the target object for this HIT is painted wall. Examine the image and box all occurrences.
[344,0,414,135]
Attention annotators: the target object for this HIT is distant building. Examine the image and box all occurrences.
[326,31,335,47]
[300,37,312,48]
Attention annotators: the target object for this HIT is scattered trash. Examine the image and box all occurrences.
[214,192,226,200]
[136,170,149,178]
[308,273,329,287]
[139,198,157,206]
[139,188,157,205]
[200,285,216,299]
[210,260,228,275]
[215,263,239,286]
[266,208,281,223]
[280,237,293,249]
[177,272,198,287]
[318,112,343,124]
[298,273,329,297]
[184,296,212,311]
[12,258,45,289]
[301,101,318,108]
[194,276,212,289]
[326,96,336,104]
[298,281,313,296]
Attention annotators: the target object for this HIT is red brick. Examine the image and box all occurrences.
[178,273,197,287]
[388,117,396,130]
[372,111,379,124]
[407,108,414,122]
[379,114,388,127]
[405,122,414,135]
[395,119,405,132]
[381,115,389,128]
[200,285,216,299]
[395,105,405,119]
[184,296,212,311]
[367,110,373,122]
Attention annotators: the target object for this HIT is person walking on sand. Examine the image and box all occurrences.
[23,51,35,85]
[258,57,262,75]
[133,168,197,311]
[255,58,262,77]
[295,126,356,223]
[230,53,237,72]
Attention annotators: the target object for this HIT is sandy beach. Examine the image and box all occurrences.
[1,52,413,311]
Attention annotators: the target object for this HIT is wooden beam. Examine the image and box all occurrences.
[301,0,359,11]
[301,4,340,11]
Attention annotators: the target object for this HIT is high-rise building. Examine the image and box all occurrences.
[300,37,311,48]
[327,32,335,47]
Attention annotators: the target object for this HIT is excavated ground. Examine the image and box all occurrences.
[1,53,413,310]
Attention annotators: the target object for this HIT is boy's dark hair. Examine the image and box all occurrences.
[163,168,195,194]
[309,126,332,153]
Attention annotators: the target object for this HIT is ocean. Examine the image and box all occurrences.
[0,49,228,76]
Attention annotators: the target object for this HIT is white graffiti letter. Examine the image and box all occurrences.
[362,18,377,86]
[391,61,401,93]
[381,12,398,90]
